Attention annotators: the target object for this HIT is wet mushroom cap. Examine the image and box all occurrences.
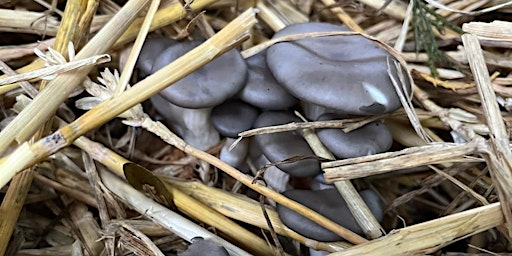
[151,40,247,109]
[178,237,229,256]
[316,113,393,158]
[253,111,320,177]
[137,37,175,78]
[239,50,298,110]
[277,189,383,242]
[211,100,259,138]
[266,22,411,115]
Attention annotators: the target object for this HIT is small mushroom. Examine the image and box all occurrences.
[266,22,411,115]
[316,113,393,158]
[253,111,320,177]
[277,189,383,242]
[137,37,175,78]
[178,237,229,256]
[149,40,247,150]
[211,100,259,170]
[239,50,298,110]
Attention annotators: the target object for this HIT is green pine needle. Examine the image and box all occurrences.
[411,0,463,77]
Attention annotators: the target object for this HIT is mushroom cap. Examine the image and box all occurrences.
[178,237,229,256]
[277,189,383,242]
[316,113,393,158]
[253,111,320,177]
[152,40,248,109]
[137,37,175,78]
[266,22,411,115]
[239,50,298,110]
[211,100,259,138]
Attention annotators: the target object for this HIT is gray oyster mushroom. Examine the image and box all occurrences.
[152,40,247,109]
[316,113,393,159]
[253,111,320,177]
[239,50,298,110]
[148,40,247,150]
[277,189,383,242]
[266,22,411,115]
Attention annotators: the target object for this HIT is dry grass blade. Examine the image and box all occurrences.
[115,0,160,95]
[0,169,34,255]
[0,9,60,35]
[329,203,503,255]
[69,202,104,255]
[0,54,110,85]
[237,116,379,139]
[323,140,484,182]
[256,1,287,31]
[464,20,512,42]
[461,30,512,239]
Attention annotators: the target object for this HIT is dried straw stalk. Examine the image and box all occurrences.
[329,203,503,255]
[461,29,512,238]
[322,140,484,182]
[0,9,59,35]
[256,0,288,31]
[0,54,110,85]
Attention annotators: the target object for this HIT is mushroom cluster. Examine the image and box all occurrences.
[138,22,411,243]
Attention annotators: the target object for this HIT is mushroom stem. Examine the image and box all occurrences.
[151,94,220,151]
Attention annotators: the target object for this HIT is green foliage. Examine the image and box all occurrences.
[411,0,463,77]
